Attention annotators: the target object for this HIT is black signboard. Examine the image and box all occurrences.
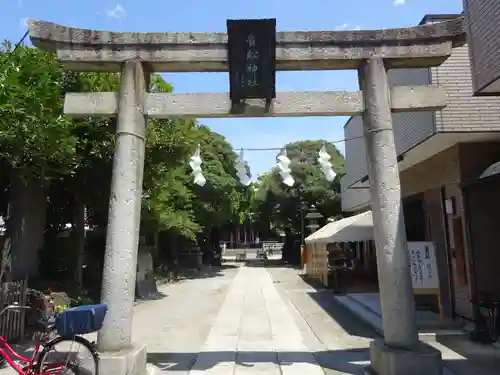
[226,18,276,105]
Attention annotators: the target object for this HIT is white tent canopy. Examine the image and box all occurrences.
[305,211,373,244]
[305,215,356,243]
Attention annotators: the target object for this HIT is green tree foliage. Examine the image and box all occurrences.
[192,127,239,226]
[1,39,347,280]
[46,71,121,230]
[0,40,253,280]
[0,42,79,179]
[141,74,238,240]
[252,140,345,263]
[0,42,84,278]
[142,116,201,240]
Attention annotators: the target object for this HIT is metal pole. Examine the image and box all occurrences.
[300,208,305,245]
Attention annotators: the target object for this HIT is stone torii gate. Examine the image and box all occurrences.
[28,18,465,375]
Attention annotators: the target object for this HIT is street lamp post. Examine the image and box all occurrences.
[300,204,323,245]
[305,205,323,234]
[300,206,305,246]
[300,205,323,273]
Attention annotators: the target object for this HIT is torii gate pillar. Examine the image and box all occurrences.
[98,58,149,353]
[359,58,442,375]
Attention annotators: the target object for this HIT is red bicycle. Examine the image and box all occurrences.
[0,302,106,375]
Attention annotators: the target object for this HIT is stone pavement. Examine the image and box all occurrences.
[3,262,497,375]
[188,265,324,375]
[267,266,500,375]
[141,263,372,375]
[134,262,468,375]
[132,265,240,373]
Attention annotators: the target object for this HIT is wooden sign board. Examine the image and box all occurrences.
[226,18,276,103]
[407,241,444,321]
[408,242,439,289]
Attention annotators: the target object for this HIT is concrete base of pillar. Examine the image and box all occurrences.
[365,339,443,375]
[99,343,148,375]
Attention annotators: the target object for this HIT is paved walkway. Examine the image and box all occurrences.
[189,266,324,375]
[138,264,372,375]
[5,262,495,375]
[132,265,239,373]
[136,263,498,375]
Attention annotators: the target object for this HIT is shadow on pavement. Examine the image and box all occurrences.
[436,335,500,375]
[147,348,493,375]
[147,348,370,374]
[290,274,379,340]
[297,273,330,290]
[136,291,168,301]
[306,289,379,340]
[165,264,239,282]
[289,274,500,375]
[245,259,299,269]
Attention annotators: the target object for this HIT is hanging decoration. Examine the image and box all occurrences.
[317,145,336,182]
[189,144,206,187]
[277,150,294,187]
[184,143,342,187]
[236,149,251,186]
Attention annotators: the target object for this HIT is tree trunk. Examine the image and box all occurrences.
[9,173,47,279]
[0,237,12,282]
[151,229,160,265]
[282,229,298,264]
[73,197,86,286]
[171,234,179,275]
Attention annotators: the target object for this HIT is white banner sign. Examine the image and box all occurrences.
[407,242,439,290]
[262,242,284,251]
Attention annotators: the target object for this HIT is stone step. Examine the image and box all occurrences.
[334,294,466,342]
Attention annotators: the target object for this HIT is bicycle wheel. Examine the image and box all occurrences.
[34,335,98,375]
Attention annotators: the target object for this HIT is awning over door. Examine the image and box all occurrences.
[305,211,373,244]
[479,160,500,179]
